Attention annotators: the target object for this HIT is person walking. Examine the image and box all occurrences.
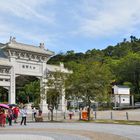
[32,107,37,120]
[13,106,19,123]
[20,106,27,125]
[1,109,6,127]
[7,106,13,126]
[68,110,74,120]
[0,107,2,127]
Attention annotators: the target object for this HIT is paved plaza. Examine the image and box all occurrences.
[0,122,140,140]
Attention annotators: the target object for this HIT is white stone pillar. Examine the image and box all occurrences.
[40,62,48,113]
[119,95,121,107]
[131,95,134,106]
[9,58,16,104]
[114,95,117,108]
[58,87,66,112]
[40,77,48,112]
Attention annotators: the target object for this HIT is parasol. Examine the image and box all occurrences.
[0,103,9,109]
[8,104,17,107]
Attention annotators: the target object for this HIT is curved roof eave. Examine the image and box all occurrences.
[2,42,55,56]
[0,58,12,67]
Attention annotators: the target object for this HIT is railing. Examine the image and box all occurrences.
[23,109,140,122]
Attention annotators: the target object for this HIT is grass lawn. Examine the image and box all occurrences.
[77,119,140,125]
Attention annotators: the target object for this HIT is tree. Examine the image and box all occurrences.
[17,80,40,104]
[103,46,114,57]
[46,71,67,121]
[66,50,75,55]
[0,87,8,103]
[24,80,40,104]
[113,53,140,101]
[66,62,112,120]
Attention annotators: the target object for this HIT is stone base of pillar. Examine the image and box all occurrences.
[58,104,66,112]
[26,103,33,114]
[40,103,48,113]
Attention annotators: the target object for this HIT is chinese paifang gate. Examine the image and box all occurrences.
[0,37,70,112]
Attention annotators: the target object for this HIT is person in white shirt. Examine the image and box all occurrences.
[32,107,37,120]
[20,106,27,125]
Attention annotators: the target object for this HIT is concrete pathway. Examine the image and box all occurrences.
[0,122,140,140]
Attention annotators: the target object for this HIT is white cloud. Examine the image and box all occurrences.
[0,0,57,48]
[0,20,55,49]
[3,0,140,52]
[0,0,55,23]
[73,0,140,38]
[0,19,59,53]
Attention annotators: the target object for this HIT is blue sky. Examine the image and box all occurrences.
[0,0,140,54]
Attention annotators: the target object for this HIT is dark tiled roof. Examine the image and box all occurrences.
[113,85,130,88]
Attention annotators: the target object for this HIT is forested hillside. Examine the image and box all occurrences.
[48,36,140,102]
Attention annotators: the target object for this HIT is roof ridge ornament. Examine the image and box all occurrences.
[39,43,45,49]
[9,36,16,43]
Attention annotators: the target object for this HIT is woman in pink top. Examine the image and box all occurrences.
[0,107,2,126]
[1,109,6,127]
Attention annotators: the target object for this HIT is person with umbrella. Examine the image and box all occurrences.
[0,104,9,127]
[0,107,2,126]
[0,104,9,109]
[1,108,6,127]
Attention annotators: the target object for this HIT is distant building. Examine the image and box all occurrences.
[112,85,134,107]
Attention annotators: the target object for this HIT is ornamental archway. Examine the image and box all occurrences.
[0,37,69,112]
